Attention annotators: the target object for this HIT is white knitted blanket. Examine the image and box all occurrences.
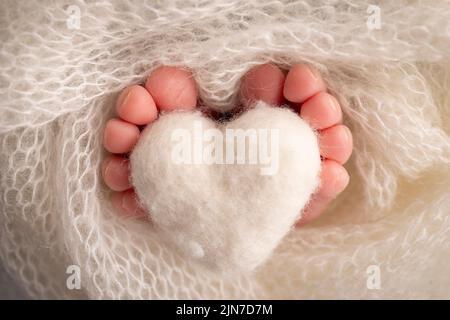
[1,0,450,299]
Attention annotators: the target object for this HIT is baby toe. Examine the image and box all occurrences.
[298,160,349,226]
[111,189,147,218]
[116,85,158,125]
[240,63,286,108]
[319,124,353,164]
[300,92,342,130]
[101,155,131,192]
[103,118,140,154]
[284,64,326,103]
[145,66,198,112]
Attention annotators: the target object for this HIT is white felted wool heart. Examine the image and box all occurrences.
[130,102,321,272]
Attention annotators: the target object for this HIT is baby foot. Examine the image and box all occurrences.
[102,63,352,225]
[240,63,352,225]
[102,66,198,217]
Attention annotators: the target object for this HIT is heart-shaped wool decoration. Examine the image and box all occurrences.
[130,102,321,272]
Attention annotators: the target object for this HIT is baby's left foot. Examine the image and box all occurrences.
[102,66,198,217]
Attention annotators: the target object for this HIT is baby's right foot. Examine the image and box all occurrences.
[240,64,352,224]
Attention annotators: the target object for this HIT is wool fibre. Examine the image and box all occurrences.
[130,103,321,272]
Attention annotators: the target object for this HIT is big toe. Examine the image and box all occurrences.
[145,66,198,112]
[240,63,286,108]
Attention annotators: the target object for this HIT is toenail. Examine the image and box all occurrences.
[116,88,129,107]
[327,94,340,114]
[305,66,320,82]
[118,89,132,111]
[102,157,113,177]
[331,168,349,193]
[103,159,112,176]
[342,126,352,144]
[337,169,350,190]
